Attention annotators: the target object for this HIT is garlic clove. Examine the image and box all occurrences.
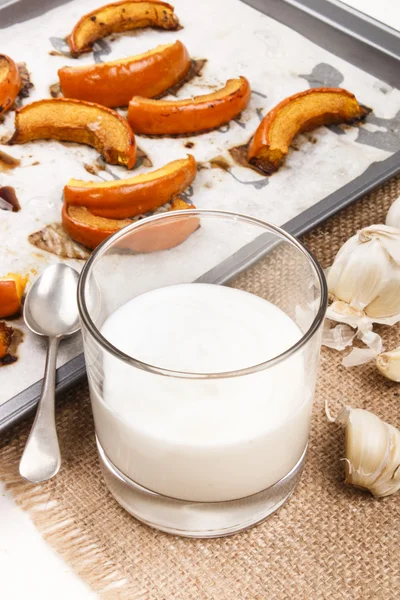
[386,196,400,229]
[376,347,400,382]
[342,408,391,490]
[328,405,400,497]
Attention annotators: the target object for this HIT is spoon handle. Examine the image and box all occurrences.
[19,337,61,483]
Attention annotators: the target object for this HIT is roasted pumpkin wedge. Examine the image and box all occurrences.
[62,198,197,250]
[64,154,196,219]
[128,76,251,134]
[62,204,132,249]
[9,98,136,168]
[247,87,369,174]
[68,0,181,57]
[0,55,21,116]
[59,41,190,108]
[0,272,28,318]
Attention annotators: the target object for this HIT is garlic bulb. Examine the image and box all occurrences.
[327,403,400,497]
[386,196,400,229]
[327,225,400,319]
[376,346,400,382]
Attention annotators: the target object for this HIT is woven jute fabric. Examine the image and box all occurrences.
[1,176,400,600]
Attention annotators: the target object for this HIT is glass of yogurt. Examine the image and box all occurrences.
[78,209,327,537]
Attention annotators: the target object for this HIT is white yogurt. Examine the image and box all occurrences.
[90,283,313,502]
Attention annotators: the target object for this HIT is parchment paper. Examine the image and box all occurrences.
[1,0,400,403]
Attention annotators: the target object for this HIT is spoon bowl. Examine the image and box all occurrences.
[19,263,80,484]
[24,263,80,338]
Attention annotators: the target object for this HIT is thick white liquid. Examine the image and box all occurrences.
[91,284,313,502]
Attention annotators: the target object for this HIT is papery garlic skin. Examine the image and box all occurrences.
[322,320,355,351]
[327,225,400,319]
[386,196,400,229]
[376,347,400,382]
[332,406,400,497]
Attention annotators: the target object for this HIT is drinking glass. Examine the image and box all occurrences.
[78,209,327,538]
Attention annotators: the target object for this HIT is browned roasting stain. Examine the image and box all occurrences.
[135,146,152,168]
[157,59,207,99]
[28,223,90,259]
[229,142,272,175]
[209,155,230,171]
[0,322,23,367]
[228,142,261,173]
[0,186,21,212]
[83,162,101,176]
[49,82,62,98]
[17,63,34,100]
[0,149,20,172]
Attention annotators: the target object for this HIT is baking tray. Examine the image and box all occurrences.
[1,0,400,432]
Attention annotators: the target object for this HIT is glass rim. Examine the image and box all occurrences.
[77,209,328,379]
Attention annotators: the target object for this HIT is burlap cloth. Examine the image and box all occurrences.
[1,176,400,600]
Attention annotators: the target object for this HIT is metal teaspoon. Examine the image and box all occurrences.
[19,264,80,483]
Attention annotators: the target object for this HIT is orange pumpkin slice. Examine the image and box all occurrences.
[62,204,131,249]
[0,273,28,318]
[59,41,190,108]
[64,154,196,219]
[9,98,136,169]
[62,198,197,250]
[68,0,181,57]
[128,76,251,134]
[0,55,21,116]
[247,87,369,174]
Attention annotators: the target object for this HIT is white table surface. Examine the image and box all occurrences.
[0,484,97,599]
[1,1,400,599]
